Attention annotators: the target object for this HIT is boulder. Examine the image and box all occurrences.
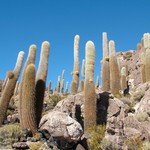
[39,111,83,142]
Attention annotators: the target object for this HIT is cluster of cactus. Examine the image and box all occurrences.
[140,33,150,83]
[71,35,80,94]
[0,51,24,125]
[101,32,110,91]
[19,41,50,135]
[101,32,121,95]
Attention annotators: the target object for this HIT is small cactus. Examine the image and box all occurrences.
[57,75,61,93]
[84,41,96,133]
[120,67,127,91]
[81,59,85,78]
[48,80,52,94]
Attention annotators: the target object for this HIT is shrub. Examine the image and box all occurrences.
[100,138,118,150]
[48,94,64,106]
[131,90,145,102]
[135,112,149,122]
[87,125,106,150]
[29,141,43,150]
[0,123,23,148]
[124,136,144,150]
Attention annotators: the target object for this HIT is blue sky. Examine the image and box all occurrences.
[0,0,150,90]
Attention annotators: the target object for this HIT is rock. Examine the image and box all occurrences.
[12,142,29,149]
[75,144,86,150]
[39,111,83,142]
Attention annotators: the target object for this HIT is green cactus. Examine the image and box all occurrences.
[120,67,127,91]
[109,40,121,95]
[35,41,50,126]
[19,44,36,128]
[0,51,24,125]
[84,41,96,133]
[71,35,80,94]
[101,32,110,91]
[21,64,37,135]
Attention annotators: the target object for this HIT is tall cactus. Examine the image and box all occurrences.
[20,41,50,133]
[101,32,110,91]
[57,75,61,93]
[95,76,99,88]
[22,64,37,134]
[71,35,80,94]
[65,81,69,95]
[143,33,150,81]
[140,52,146,83]
[81,59,85,78]
[109,40,121,95]
[48,80,52,94]
[35,41,50,126]
[19,45,36,128]
[120,67,127,91]
[0,51,24,125]
[60,70,65,94]
[84,41,96,133]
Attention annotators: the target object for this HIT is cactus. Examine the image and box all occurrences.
[0,51,24,125]
[101,32,110,91]
[81,59,85,78]
[84,41,96,133]
[21,64,37,134]
[80,80,84,91]
[35,41,50,126]
[141,52,146,83]
[120,67,127,91]
[57,75,61,93]
[20,41,50,132]
[65,82,69,94]
[60,70,65,94]
[48,80,52,94]
[14,81,19,96]
[71,35,80,94]
[109,40,121,95]
[60,79,64,94]
[19,44,36,128]
[95,76,99,88]
[143,33,150,81]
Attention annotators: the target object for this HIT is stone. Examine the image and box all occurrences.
[12,142,29,149]
[39,111,83,142]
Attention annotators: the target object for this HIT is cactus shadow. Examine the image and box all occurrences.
[96,91,109,125]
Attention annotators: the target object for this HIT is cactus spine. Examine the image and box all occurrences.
[101,32,110,91]
[84,41,96,133]
[109,40,121,95]
[35,41,50,126]
[71,35,80,94]
[0,51,24,125]
[22,64,37,134]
